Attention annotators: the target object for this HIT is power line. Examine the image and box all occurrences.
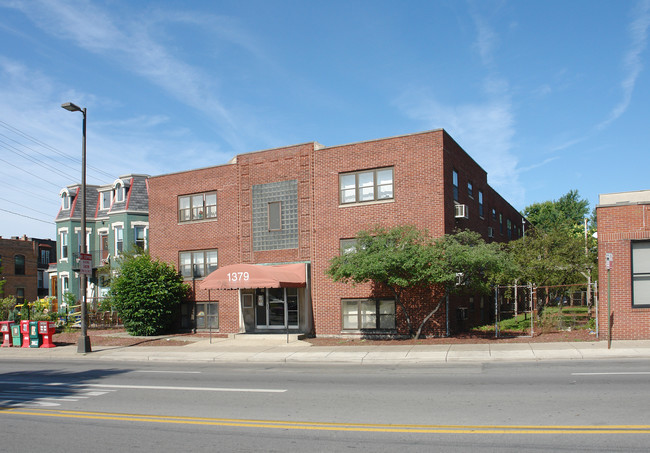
[0,208,54,225]
[0,131,79,179]
[0,119,115,180]
[0,178,54,204]
[0,138,78,181]
[0,196,55,218]
[0,156,63,189]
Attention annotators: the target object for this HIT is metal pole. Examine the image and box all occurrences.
[529,283,534,337]
[78,108,91,353]
[514,280,518,318]
[607,268,612,349]
[445,293,449,337]
[595,281,599,338]
[494,286,499,338]
[63,102,91,353]
[286,289,289,344]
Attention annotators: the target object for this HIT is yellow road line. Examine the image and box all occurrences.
[2,407,650,434]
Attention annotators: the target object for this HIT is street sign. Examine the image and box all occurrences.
[606,253,613,270]
[79,253,92,275]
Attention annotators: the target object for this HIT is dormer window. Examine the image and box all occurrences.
[60,189,72,210]
[100,191,112,210]
[112,178,130,204]
[115,184,125,203]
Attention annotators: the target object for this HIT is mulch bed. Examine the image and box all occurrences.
[304,329,598,346]
[53,329,222,347]
[52,328,598,348]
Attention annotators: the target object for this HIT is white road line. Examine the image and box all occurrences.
[571,371,650,376]
[80,383,287,393]
[133,370,201,374]
[0,380,286,393]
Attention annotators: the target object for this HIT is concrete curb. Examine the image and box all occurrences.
[3,339,650,364]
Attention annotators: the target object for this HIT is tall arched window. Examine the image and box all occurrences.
[14,254,25,275]
[62,192,70,210]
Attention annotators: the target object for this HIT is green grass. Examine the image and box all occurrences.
[475,313,533,332]
[474,306,593,333]
[542,306,589,315]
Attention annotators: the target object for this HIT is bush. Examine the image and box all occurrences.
[1,296,17,320]
[109,252,189,336]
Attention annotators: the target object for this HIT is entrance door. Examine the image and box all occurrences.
[255,288,299,329]
[100,234,109,261]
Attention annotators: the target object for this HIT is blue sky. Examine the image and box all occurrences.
[1,0,649,240]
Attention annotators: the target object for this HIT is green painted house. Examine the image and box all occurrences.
[53,174,149,309]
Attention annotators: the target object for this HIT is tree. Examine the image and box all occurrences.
[327,226,512,338]
[508,228,591,311]
[523,189,590,235]
[109,252,189,336]
[519,189,597,309]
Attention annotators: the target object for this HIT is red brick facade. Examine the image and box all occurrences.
[0,236,39,304]
[148,129,523,337]
[597,191,650,340]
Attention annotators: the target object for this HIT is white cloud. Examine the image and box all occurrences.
[394,5,524,208]
[395,89,523,207]
[597,0,650,129]
[4,0,260,151]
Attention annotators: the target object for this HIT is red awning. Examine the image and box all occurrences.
[199,263,306,290]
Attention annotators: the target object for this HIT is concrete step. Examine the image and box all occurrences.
[231,333,307,342]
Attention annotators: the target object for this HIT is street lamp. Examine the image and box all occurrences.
[62,102,92,353]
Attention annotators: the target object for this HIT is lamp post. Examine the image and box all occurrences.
[62,102,92,353]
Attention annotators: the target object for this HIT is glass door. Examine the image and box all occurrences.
[255,288,300,329]
[267,288,285,327]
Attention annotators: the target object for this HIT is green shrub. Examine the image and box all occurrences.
[61,292,77,310]
[109,252,189,336]
[1,296,17,320]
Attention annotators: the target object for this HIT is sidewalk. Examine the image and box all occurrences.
[3,336,650,364]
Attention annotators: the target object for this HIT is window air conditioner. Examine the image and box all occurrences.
[454,204,469,219]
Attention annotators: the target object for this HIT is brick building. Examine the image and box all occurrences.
[148,129,524,337]
[0,235,55,305]
[597,190,650,340]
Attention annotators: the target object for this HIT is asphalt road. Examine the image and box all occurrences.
[1,359,650,452]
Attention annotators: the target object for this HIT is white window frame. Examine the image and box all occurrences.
[132,223,149,250]
[339,167,394,205]
[74,227,91,254]
[115,184,125,203]
[178,192,218,222]
[100,191,112,210]
[62,193,70,210]
[59,272,70,295]
[340,238,359,255]
[59,228,69,262]
[632,241,650,307]
[341,298,396,331]
[113,223,124,255]
[179,249,219,279]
